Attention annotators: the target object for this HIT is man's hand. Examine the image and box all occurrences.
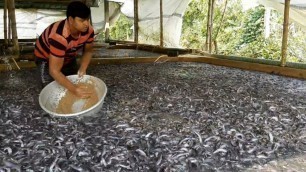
[78,70,86,78]
[73,84,93,99]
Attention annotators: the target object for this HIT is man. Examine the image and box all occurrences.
[34,1,94,99]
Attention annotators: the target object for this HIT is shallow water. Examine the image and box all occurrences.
[0,62,306,171]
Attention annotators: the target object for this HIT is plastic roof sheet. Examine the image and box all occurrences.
[258,0,306,30]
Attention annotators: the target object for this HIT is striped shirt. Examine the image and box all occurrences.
[34,19,94,64]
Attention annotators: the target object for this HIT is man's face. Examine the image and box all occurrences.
[72,17,90,32]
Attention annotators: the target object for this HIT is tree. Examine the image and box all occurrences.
[181,0,306,63]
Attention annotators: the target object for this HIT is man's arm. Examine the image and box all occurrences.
[78,43,93,77]
[49,55,92,98]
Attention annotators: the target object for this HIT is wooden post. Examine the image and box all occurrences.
[205,0,211,51]
[214,0,227,54]
[104,0,110,42]
[134,0,139,44]
[160,0,163,47]
[3,0,8,47]
[8,0,20,55]
[205,0,214,53]
[281,0,290,67]
[210,0,215,53]
[8,18,11,45]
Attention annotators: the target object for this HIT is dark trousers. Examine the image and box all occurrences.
[36,58,78,88]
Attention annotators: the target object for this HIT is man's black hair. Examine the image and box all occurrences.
[66,1,91,19]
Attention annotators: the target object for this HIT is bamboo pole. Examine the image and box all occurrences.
[281,0,290,67]
[7,0,20,56]
[210,0,215,53]
[205,0,214,53]
[104,0,110,42]
[8,13,11,46]
[160,0,164,47]
[213,0,227,53]
[205,0,211,51]
[4,0,8,47]
[11,57,21,70]
[134,0,139,44]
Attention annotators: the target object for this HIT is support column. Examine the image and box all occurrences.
[205,0,215,53]
[3,0,8,47]
[281,0,290,67]
[160,0,163,47]
[104,0,110,42]
[7,0,20,55]
[134,0,139,44]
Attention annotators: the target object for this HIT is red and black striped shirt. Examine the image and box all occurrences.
[34,19,94,63]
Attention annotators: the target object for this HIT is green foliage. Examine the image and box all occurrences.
[235,35,281,59]
[181,0,208,49]
[95,14,133,42]
[95,28,105,42]
[181,0,245,50]
[181,0,306,63]
[240,6,265,45]
[110,14,133,41]
[95,0,306,63]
